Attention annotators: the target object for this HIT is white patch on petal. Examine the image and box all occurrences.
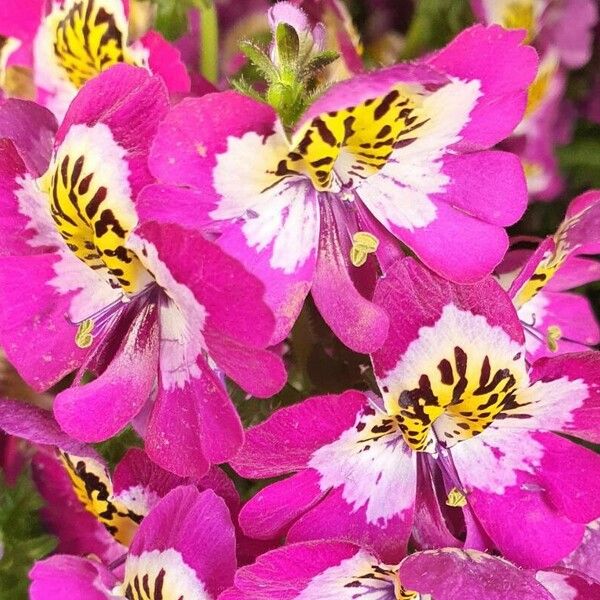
[535,571,578,600]
[114,484,160,517]
[127,235,207,390]
[296,550,397,600]
[212,128,319,274]
[309,406,416,524]
[120,548,210,600]
[451,428,544,494]
[501,375,589,432]
[357,78,481,233]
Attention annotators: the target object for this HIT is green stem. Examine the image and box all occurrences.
[196,0,219,83]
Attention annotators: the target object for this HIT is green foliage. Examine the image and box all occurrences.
[0,471,56,600]
[95,427,143,468]
[400,0,474,59]
[152,0,192,41]
[557,121,600,191]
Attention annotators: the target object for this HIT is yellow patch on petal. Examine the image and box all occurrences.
[501,0,537,43]
[525,54,558,118]
[59,452,142,546]
[48,0,139,89]
[287,86,429,191]
[40,125,153,296]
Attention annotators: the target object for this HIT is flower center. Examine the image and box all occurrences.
[48,0,140,88]
[392,346,521,452]
[282,86,429,191]
[41,124,153,296]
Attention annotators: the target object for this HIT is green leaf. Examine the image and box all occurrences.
[0,470,56,600]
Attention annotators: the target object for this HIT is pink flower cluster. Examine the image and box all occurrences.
[0,1,599,598]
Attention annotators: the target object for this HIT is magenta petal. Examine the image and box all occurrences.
[239,470,324,540]
[399,549,553,600]
[146,358,243,478]
[136,184,222,232]
[231,391,369,478]
[0,399,97,458]
[54,304,159,442]
[226,541,360,600]
[0,0,45,40]
[0,99,56,177]
[134,221,276,350]
[112,447,184,504]
[288,485,412,563]
[312,201,389,353]
[58,64,169,195]
[427,25,538,150]
[0,253,86,391]
[129,486,237,597]
[139,30,191,94]
[149,92,277,190]
[466,471,585,568]
[29,555,117,600]
[529,352,600,444]
[437,150,527,226]
[216,221,316,345]
[206,331,286,398]
[391,199,511,283]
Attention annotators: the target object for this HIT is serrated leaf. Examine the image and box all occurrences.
[302,50,340,77]
[239,41,280,82]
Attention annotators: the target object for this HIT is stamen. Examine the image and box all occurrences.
[446,487,467,507]
[546,324,562,352]
[75,319,94,348]
[350,231,379,267]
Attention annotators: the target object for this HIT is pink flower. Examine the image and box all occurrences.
[471,0,598,69]
[221,539,593,599]
[500,190,600,360]
[232,257,600,568]
[0,65,285,478]
[29,486,237,599]
[145,25,535,353]
[0,0,190,118]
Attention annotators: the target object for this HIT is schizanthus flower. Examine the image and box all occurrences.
[0,65,285,478]
[0,0,190,118]
[233,257,600,567]
[29,486,236,599]
[144,24,536,353]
